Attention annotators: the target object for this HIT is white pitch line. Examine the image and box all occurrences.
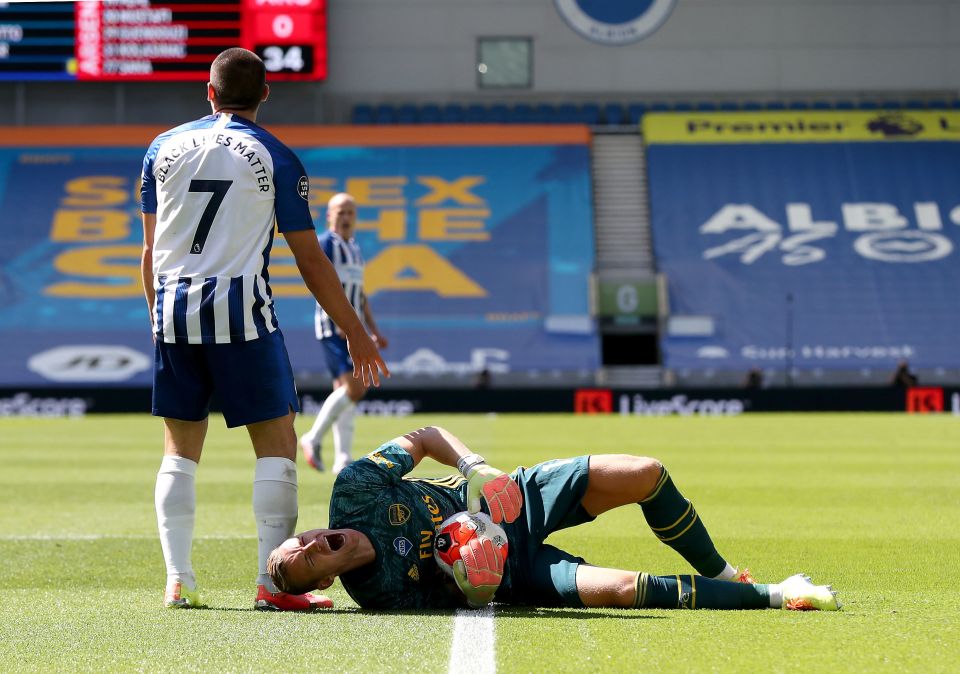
[448,606,495,674]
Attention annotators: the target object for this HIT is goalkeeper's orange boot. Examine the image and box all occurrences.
[254,584,333,611]
[732,567,756,584]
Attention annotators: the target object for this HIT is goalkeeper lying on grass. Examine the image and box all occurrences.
[267,426,840,612]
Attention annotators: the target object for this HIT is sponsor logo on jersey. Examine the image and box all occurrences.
[388,503,411,525]
[297,175,309,200]
[393,537,413,557]
[554,0,677,46]
[27,345,150,383]
[407,565,420,582]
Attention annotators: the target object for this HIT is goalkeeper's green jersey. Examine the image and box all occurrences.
[329,441,515,609]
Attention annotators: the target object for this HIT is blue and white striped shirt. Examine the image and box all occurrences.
[315,230,365,339]
[141,113,313,343]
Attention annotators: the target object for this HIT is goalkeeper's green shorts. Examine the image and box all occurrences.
[500,455,595,608]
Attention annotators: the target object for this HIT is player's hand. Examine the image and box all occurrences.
[345,330,390,387]
[466,465,523,524]
[452,537,503,609]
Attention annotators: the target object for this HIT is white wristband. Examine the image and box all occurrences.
[457,453,486,477]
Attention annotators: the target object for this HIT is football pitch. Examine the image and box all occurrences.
[1,412,958,673]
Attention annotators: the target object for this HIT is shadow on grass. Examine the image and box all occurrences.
[186,606,666,619]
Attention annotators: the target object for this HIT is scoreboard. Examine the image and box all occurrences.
[0,0,327,81]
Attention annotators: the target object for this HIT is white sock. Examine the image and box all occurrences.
[768,583,783,608]
[712,562,738,581]
[332,403,356,465]
[155,455,198,588]
[253,457,298,592]
[302,387,352,447]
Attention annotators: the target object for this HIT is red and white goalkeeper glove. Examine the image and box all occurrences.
[452,536,504,608]
[458,454,523,524]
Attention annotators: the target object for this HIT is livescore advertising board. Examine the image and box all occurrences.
[644,109,960,373]
[0,0,327,81]
[0,126,598,387]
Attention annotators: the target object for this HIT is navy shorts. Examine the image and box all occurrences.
[153,329,300,428]
[502,456,595,608]
[320,334,353,379]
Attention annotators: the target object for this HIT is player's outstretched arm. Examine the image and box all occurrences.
[396,427,523,524]
[285,229,390,386]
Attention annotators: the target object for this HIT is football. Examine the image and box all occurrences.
[433,511,509,579]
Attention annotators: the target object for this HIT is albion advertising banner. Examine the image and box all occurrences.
[644,110,960,372]
[0,126,597,386]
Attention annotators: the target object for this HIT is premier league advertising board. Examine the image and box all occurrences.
[0,127,597,386]
[644,110,960,372]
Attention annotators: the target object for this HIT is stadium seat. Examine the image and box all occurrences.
[508,103,534,123]
[603,103,625,125]
[351,104,374,124]
[904,99,925,110]
[835,100,855,110]
[649,102,671,112]
[927,99,949,109]
[487,104,509,123]
[812,101,832,110]
[557,103,579,123]
[374,104,397,124]
[464,104,487,123]
[719,101,740,111]
[788,101,809,110]
[880,99,902,109]
[580,103,601,124]
[765,101,786,110]
[441,103,465,123]
[396,104,418,124]
[859,101,879,109]
[419,103,442,123]
[627,102,649,124]
[695,101,717,111]
[742,101,763,111]
[951,100,960,109]
[534,103,557,123]
[674,102,693,112]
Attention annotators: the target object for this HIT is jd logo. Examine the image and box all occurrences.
[28,345,151,383]
[388,503,411,525]
[866,113,924,137]
[555,0,677,45]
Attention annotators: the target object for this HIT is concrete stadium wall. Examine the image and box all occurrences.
[2,0,958,124]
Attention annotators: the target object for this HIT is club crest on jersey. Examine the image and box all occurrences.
[388,503,411,526]
[393,537,414,557]
[554,0,677,45]
[297,175,309,200]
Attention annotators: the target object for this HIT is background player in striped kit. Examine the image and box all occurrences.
[140,48,389,612]
[299,192,389,474]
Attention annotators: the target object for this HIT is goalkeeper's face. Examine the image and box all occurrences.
[272,528,364,594]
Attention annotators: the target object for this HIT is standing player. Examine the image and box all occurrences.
[140,48,389,611]
[299,193,389,474]
[268,426,840,612]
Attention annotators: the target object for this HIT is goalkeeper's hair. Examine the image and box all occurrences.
[266,546,309,595]
[209,47,266,112]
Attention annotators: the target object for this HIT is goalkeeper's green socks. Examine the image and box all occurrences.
[633,573,772,610]
[638,466,727,578]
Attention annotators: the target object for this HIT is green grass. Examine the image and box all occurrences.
[1,413,958,672]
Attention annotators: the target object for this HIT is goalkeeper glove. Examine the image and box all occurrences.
[458,454,523,524]
[452,536,503,608]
